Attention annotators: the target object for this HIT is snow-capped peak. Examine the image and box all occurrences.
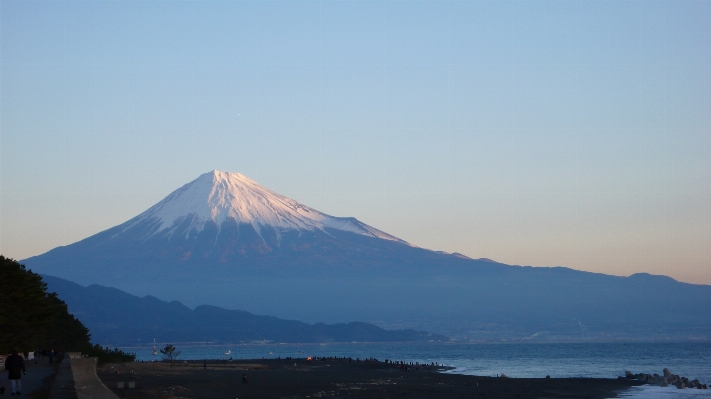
[125,170,407,244]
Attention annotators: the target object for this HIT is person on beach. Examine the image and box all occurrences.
[5,348,27,395]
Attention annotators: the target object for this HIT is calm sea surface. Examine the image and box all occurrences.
[122,341,711,399]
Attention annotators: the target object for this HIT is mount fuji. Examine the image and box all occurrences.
[123,171,407,247]
[23,171,711,340]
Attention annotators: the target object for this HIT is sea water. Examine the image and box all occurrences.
[123,341,711,399]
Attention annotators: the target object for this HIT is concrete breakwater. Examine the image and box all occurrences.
[624,369,708,389]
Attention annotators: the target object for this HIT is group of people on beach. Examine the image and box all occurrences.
[288,355,440,372]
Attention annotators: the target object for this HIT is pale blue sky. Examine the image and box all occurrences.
[1,1,709,283]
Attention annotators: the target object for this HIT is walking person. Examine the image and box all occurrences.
[5,348,27,395]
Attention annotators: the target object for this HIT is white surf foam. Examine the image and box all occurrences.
[617,385,711,399]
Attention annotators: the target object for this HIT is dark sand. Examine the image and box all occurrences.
[97,358,643,399]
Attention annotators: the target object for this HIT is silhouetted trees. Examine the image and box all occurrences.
[160,344,181,367]
[0,256,134,363]
[0,255,90,352]
[84,344,136,364]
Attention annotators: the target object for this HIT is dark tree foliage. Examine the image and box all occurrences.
[160,344,181,367]
[84,344,136,365]
[0,256,89,353]
[41,293,92,351]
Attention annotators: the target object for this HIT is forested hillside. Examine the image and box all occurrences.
[0,256,134,363]
[0,255,90,353]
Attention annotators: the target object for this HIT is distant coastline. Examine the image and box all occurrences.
[119,341,711,385]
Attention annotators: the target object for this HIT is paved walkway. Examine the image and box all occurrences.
[1,358,56,396]
[70,358,119,399]
[47,359,77,399]
[2,356,119,398]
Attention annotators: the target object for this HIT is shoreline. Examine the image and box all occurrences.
[97,358,644,398]
[116,338,711,349]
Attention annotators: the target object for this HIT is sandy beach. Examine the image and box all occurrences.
[96,358,643,399]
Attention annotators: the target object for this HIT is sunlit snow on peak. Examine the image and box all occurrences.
[123,170,407,244]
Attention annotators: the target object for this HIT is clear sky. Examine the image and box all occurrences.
[1,1,709,284]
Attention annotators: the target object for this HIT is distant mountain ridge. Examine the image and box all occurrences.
[22,170,711,340]
[42,275,447,346]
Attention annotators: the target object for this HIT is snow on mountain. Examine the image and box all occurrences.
[121,170,407,244]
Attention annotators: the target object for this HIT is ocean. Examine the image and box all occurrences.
[122,341,711,398]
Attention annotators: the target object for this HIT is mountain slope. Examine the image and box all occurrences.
[42,275,446,345]
[22,171,711,340]
[120,170,405,245]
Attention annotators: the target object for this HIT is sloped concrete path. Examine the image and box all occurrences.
[47,360,77,399]
[69,358,119,399]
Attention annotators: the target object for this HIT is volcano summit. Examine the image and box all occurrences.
[24,170,432,322]
[23,171,711,340]
[125,171,406,246]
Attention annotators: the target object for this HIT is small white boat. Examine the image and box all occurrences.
[225,350,231,355]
